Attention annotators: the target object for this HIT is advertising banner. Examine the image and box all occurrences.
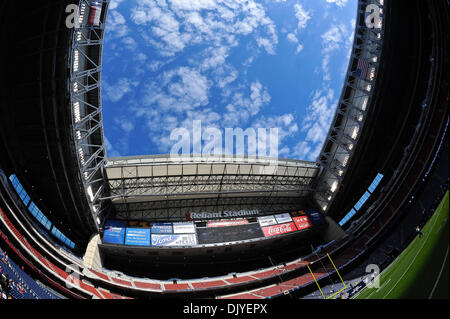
[103,220,126,245]
[151,234,197,247]
[290,210,307,217]
[258,215,277,227]
[307,210,326,225]
[207,219,248,227]
[293,216,312,231]
[173,222,196,234]
[127,221,150,228]
[150,223,173,234]
[262,222,297,237]
[125,228,151,246]
[274,213,292,224]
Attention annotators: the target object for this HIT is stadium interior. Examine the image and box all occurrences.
[0,0,448,301]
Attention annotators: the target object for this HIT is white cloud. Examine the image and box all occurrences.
[109,0,125,10]
[321,24,346,53]
[286,4,310,54]
[114,117,135,133]
[129,0,278,56]
[142,66,210,113]
[222,80,271,126]
[134,52,147,63]
[103,78,138,102]
[215,65,239,88]
[325,0,349,8]
[294,4,311,30]
[104,136,121,157]
[320,24,348,81]
[286,33,304,54]
[249,81,271,115]
[168,0,217,11]
[106,11,129,38]
[253,114,298,138]
[198,46,230,71]
[251,113,299,156]
[292,141,312,159]
[121,37,137,50]
[287,33,298,44]
[294,88,336,160]
[256,37,276,55]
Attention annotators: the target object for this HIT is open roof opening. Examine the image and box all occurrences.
[101,0,357,161]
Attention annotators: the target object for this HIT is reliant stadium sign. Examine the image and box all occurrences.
[187,209,260,220]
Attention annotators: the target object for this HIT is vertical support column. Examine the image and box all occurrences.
[82,234,104,271]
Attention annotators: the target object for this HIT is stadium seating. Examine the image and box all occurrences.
[2,196,354,298]
[0,208,130,299]
[1,128,447,299]
[1,248,59,299]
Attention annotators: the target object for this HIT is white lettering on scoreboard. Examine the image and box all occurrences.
[189,209,259,220]
[258,215,277,227]
[274,213,292,224]
[172,222,196,234]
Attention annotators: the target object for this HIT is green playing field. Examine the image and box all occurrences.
[353,191,449,299]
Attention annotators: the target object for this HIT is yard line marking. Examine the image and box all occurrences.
[382,209,440,299]
[428,245,449,299]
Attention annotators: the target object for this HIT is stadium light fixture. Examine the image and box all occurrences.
[342,155,349,167]
[78,148,85,165]
[73,50,79,72]
[361,97,368,111]
[79,3,86,25]
[330,180,338,193]
[73,102,80,123]
[351,127,359,139]
[369,67,375,80]
[87,186,94,202]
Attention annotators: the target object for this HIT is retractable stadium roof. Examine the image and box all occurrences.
[102,154,319,221]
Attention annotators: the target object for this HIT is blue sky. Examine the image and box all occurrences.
[102,0,357,161]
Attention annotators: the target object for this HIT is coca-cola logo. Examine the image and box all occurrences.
[263,222,297,237]
[268,224,292,235]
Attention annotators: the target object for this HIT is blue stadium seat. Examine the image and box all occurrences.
[0,249,61,299]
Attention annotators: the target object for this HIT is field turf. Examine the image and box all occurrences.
[354,191,449,299]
